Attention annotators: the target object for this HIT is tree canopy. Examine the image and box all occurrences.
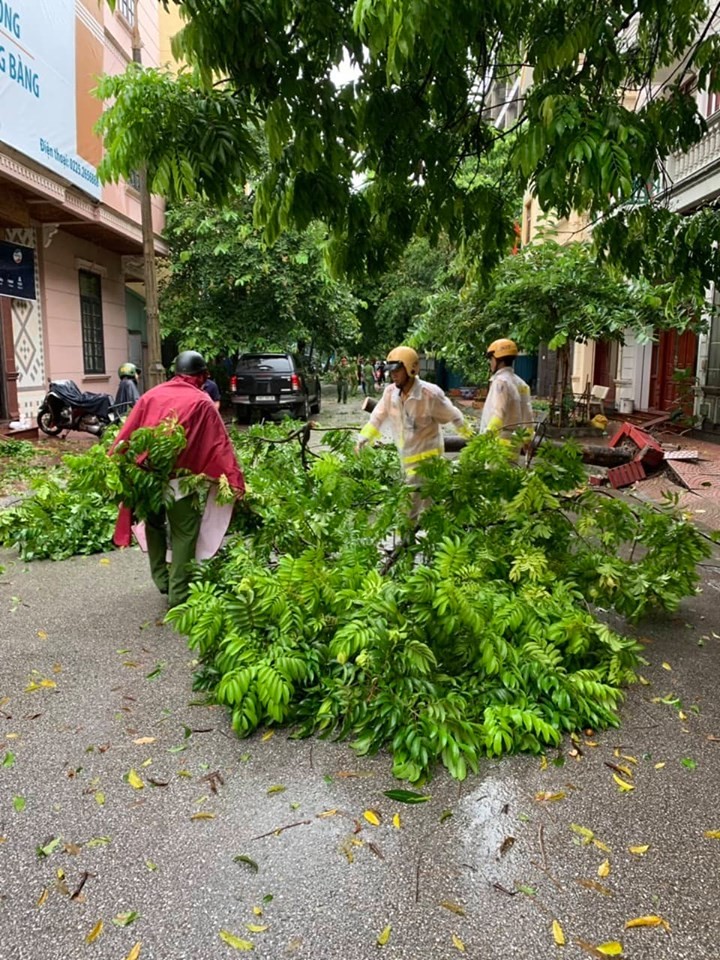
[159,189,359,357]
[412,240,676,414]
[99,0,720,286]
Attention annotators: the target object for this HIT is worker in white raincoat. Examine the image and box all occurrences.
[355,346,473,481]
[480,339,534,435]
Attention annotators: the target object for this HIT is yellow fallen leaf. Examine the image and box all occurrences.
[245,924,268,933]
[678,711,687,721]
[585,740,599,747]
[576,879,613,896]
[126,769,144,790]
[592,839,611,853]
[613,748,621,758]
[535,791,566,802]
[252,906,263,916]
[261,731,274,741]
[317,809,338,818]
[570,824,595,845]
[36,888,49,907]
[615,765,633,778]
[85,920,103,944]
[99,558,111,565]
[37,630,48,640]
[40,679,56,688]
[539,755,548,770]
[392,813,402,829]
[552,919,565,946]
[440,900,465,916]
[654,762,666,770]
[628,844,650,855]
[661,662,672,671]
[377,925,391,946]
[125,942,142,960]
[612,773,634,792]
[190,812,216,820]
[625,915,670,931]
[598,859,610,878]
[452,932,466,952]
[597,941,623,956]
[620,755,637,764]
[219,930,254,950]
[638,675,651,685]
[703,830,720,839]
[363,809,381,826]
[133,737,156,745]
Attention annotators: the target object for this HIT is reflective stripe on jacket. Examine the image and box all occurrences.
[480,367,534,434]
[359,377,466,476]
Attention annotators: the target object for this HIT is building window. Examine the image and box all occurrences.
[127,169,142,191]
[117,0,135,27]
[706,86,720,118]
[79,271,105,374]
[708,310,720,389]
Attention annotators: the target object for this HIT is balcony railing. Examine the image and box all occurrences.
[665,110,720,188]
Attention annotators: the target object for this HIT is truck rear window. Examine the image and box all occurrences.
[236,356,292,373]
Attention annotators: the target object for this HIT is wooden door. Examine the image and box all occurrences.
[649,329,698,412]
[592,340,618,402]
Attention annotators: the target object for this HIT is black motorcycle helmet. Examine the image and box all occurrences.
[174,350,208,376]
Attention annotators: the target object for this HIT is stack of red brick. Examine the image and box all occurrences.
[591,423,666,489]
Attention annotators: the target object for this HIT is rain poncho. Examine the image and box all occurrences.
[480,367,534,435]
[114,377,140,415]
[359,377,472,478]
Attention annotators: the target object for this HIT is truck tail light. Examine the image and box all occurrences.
[230,376,237,392]
[291,373,301,392]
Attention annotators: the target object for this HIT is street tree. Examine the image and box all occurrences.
[413,241,680,420]
[160,190,360,358]
[98,0,720,287]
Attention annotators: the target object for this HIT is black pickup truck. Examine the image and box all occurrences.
[229,353,322,422]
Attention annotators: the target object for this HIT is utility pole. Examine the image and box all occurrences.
[131,0,164,388]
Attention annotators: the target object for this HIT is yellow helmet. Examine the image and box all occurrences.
[386,345,420,377]
[486,338,519,359]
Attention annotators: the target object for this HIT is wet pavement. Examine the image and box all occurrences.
[1,387,720,959]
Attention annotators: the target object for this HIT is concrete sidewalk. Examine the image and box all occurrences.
[2,537,720,960]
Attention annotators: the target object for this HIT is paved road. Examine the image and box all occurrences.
[2,389,720,959]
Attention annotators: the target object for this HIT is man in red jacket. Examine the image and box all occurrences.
[111,350,244,608]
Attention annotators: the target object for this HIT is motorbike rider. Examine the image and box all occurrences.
[110,350,245,608]
[355,346,473,482]
[114,362,141,416]
[481,339,534,435]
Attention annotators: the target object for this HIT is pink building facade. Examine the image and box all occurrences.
[0,0,165,428]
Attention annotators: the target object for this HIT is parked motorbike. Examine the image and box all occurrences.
[37,380,121,438]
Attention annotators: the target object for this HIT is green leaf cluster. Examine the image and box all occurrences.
[160,189,360,356]
[0,420,191,559]
[167,425,709,781]
[98,0,720,291]
[0,475,117,561]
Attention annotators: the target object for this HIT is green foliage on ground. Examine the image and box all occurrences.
[0,422,191,560]
[0,475,117,561]
[168,425,710,782]
[0,438,62,497]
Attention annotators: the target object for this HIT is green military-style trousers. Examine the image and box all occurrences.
[145,495,202,608]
